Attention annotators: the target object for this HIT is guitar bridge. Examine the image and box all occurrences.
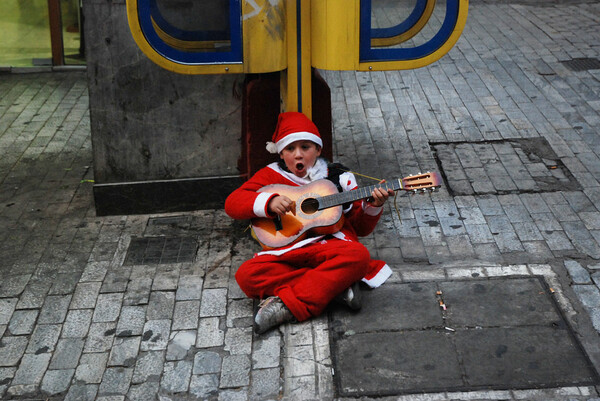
[273,215,283,231]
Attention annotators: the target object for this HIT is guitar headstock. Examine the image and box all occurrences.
[401,171,442,193]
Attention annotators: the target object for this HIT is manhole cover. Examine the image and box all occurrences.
[431,138,581,196]
[562,58,600,72]
[123,236,198,265]
[329,277,599,397]
[144,215,192,236]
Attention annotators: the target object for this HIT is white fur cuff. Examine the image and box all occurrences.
[253,192,276,218]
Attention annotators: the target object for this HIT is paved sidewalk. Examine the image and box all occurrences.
[2,0,600,400]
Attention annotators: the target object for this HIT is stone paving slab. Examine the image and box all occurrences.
[333,330,464,396]
[457,326,596,388]
[440,277,561,326]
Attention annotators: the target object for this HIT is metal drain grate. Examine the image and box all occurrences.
[562,58,600,72]
[431,138,582,196]
[144,215,192,236]
[123,236,198,265]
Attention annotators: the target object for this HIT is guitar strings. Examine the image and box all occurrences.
[243,168,405,235]
[338,168,403,224]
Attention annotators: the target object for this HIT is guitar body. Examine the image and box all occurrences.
[251,180,345,250]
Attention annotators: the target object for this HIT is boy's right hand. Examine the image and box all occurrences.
[268,195,294,216]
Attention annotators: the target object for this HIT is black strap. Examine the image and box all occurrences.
[327,162,353,210]
[326,162,347,191]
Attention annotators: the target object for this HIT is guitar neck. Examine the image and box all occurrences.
[317,179,403,210]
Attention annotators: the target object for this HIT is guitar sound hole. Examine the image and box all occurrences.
[301,198,319,214]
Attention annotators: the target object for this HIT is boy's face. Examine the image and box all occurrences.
[280,140,322,178]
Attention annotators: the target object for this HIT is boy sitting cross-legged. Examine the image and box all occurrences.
[225,111,394,334]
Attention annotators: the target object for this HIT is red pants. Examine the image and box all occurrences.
[235,237,370,321]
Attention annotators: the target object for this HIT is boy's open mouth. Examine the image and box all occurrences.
[296,163,305,171]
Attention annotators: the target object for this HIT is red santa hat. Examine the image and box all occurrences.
[266,112,323,154]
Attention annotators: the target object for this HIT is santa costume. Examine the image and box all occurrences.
[225,112,392,322]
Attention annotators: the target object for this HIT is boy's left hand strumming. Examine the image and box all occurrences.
[368,180,395,207]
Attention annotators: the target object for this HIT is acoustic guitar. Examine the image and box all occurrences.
[251,172,442,249]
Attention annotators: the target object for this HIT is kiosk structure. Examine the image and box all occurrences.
[115,0,468,210]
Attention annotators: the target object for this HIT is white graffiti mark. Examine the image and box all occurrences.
[243,0,261,20]
[243,0,282,21]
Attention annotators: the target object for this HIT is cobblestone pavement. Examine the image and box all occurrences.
[2,0,600,400]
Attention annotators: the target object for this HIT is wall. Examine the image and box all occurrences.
[83,0,243,215]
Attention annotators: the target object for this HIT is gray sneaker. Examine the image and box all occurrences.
[254,296,295,334]
[335,281,362,310]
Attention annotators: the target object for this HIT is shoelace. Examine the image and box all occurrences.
[257,296,277,309]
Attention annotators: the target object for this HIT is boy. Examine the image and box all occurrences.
[225,111,394,334]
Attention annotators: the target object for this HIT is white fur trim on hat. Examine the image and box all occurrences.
[275,132,323,153]
[266,141,278,154]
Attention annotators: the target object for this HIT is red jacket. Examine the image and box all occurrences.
[225,159,392,288]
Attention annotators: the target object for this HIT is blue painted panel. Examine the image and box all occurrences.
[138,0,242,64]
[360,0,459,62]
[370,0,427,39]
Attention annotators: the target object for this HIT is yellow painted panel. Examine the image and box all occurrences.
[371,0,436,47]
[300,0,312,118]
[310,0,327,68]
[282,0,298,112]
[151,18,229,51]
[311,0,360,71]
[242,0,287,73]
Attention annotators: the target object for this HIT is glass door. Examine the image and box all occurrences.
[60,0,85,65]
[0,0,84,67]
